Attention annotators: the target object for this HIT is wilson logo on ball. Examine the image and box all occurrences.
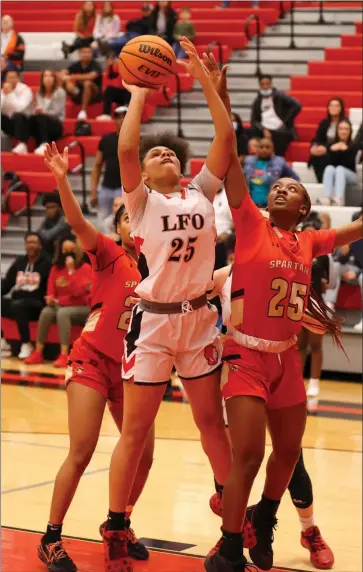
[138,44,173,67]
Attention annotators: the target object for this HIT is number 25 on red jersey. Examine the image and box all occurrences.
[268,278,308,322]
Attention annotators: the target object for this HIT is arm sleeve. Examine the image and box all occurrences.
[38,217,69,242]
[1,260,17,296]
[12,86,33,113]
[310,229,337,258]
[189,164,223,203]
[311,119,327,146]
[230,192,266,237]
[86,233,122,270]
[46,266,56,298]
[122,181,148,229]
[282,92,302,123]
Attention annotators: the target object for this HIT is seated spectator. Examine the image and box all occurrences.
[90,106,126,223]
[150,1,178,46]
[172,7,195,59]
[322,119,358,206]
[354,122,363,151]
[62,1,96,58]
[37,192,70,257]
[251,74,302,156]
[106,3,154,55]
[25,236,91,368]
[248,136,259,155]
[309,97,347,183]
[92,1,121,54]
[231,112,248,161]
[28,70,66,156]
[243,137,299,207]
[96,56,130,120]
[61,45,102,120]
[1,15,25,82]
[1,68,33,154]
[1,232,51,359]
[104,195,124,240]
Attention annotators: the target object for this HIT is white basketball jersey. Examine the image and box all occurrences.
[220,272,232,327]
[124,165,222,303]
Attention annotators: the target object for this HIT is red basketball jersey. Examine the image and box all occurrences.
[230,195,336,342]
[81,233,140,362]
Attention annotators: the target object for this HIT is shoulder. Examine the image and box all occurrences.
[244,156,255,166]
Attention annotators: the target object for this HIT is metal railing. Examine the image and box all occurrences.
[244,14,262,76]
[207,41,224,68]
[67,140,88,213]
[163,75,184,138]
[289,1,297,49]
[318,0,326,24]
[3,176,32,231]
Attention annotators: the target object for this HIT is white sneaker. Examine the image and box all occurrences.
[353,319,362,332]
[77,110,87,120]
[96,114,112,121]
[332,197,344,206]
[12,142,28,155]
[34,142,47,156]
[319,196,330,206]
[1,338,12,357]
[18,342,33,359]
[307,378,320,398]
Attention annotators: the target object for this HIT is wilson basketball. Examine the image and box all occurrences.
[119,35,176,88]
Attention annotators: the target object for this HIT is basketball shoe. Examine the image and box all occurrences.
[242,505,277,571]
[38,539,77,571]
[102,528,132,572]
[301,526,334,569]
[209,492,223,517]
[205,537,257,572]
[99,520,149,560]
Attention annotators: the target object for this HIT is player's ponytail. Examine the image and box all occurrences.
[305,289,346,355]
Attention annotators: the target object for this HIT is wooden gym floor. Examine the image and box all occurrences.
[1,357,362,572]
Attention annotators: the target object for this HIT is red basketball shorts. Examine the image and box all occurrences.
[65,337,123,407]
[221,339,306,409]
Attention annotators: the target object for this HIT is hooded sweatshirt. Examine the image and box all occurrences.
[1,252,52,301]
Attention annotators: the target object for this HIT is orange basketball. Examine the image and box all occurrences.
[119,35,176,88]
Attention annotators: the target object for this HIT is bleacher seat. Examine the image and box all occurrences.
[2,318,82,345]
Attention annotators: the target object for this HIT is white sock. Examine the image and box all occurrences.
[309,378,319,385]
[300,514,314,532]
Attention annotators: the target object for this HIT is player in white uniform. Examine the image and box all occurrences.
[102,38,234,571]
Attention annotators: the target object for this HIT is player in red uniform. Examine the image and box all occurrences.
[203,55,362,572]
[37,143,154,572]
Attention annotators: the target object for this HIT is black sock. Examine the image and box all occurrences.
[256,494,280,521]
[106,510,126,531]
[214,477,224,495]
[43,523,62,544]
[219,529,243,562]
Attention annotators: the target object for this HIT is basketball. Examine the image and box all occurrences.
[119,35,176,88]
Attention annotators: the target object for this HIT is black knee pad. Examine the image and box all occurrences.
[287,450,313,509]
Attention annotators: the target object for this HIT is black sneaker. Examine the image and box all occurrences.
[99,520,149,560]
[205,550,257,571]
[38,539,77,571]
[243,505,277,571]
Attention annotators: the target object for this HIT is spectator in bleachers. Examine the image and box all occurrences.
[322,119,358,206]
[104,195,124,240]
[92,1,121,54]
[90,106,126,224]
[106,3,154,55]
[27,70,66,156]
[1,232,52,359]
[1,69,33,155]
[25,236,91,368]
[150,1,178,46]
[61,45,102,121]
[309,97,347,183]
[243,137,299,208]
[248,136,259,155]
[1,15,25,82]
[37,192,70,257]
[354,122,363,151]
[62,1,96,58]
[95,56,130,120]
[251,74,302,157]
[232,111,249,161]
[172,7,195,59]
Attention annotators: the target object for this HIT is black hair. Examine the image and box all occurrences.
[326,97,346,121]
[139,132,190,175]
[114,203,126,231]
[4,68,20,79]
[42,192,61,207]
[259,74,272,83]
[302,211,322,231]
[180,6,191,13]
[53,234,81,268]
[335,118,353,144]
[24,231,43,244]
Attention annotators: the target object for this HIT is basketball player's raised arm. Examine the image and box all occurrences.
[44,142,98,252]
[334,215,362,248]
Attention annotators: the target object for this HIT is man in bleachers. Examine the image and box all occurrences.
[1,232,51,359]
[1,68,33,155]
[37,193,70,257]
[1,15,25,83]
[61,45,102,121]
[250,74,302,157]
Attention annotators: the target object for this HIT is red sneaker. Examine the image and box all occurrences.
[210,492,223,517]
[24,350,44,365]
[53,354,68,368]
[103,529,132,572]
[301,526,335,569]
[242,506,257,549]
[206,536,223,559]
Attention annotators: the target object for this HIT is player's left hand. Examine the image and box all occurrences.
[44,142,69,181]
[178,37,208,81]
[201,52,228,99]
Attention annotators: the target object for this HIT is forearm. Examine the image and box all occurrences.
[56,175,87,232]
[118,91,145,154]
[335,218,363,248]
[199,76,233,142]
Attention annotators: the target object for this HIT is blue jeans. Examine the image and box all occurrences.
[323,165,357,203]
[172,41,187,59]
[98,185,122,229]
[108,32,140,55]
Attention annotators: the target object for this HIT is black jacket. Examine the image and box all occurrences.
[251,88,302,133]
[149,6,178,45]
[1,252,52,302]
[310,116,349,147]
[327,143,358,173]
[311,255,330,296]
[126,15,153,35]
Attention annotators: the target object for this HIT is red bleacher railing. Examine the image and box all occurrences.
[244,14,262,76]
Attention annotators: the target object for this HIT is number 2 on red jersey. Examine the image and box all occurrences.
[118,295,134,331]
[268,278,308,322]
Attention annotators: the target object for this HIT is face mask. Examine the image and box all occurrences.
[60,251,76,264]
[260,88,272,97]
[232,121,238,131]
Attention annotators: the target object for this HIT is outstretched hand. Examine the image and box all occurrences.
[122,80,153,97]
[178,37,208,81]
[44,142,68,181]
[202,52,228,99]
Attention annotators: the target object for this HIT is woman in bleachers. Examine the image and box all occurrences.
[150,1,178,46]
[322,119,358,206]
[92,1,121,54]
[28,70,66,156]
[309,97,347,183]
[62,1,96,58]
[25,236,91,368]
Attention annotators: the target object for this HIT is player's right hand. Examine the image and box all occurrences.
[122,80,152,97]
[201,52,228,99]
[44,142,69,181]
